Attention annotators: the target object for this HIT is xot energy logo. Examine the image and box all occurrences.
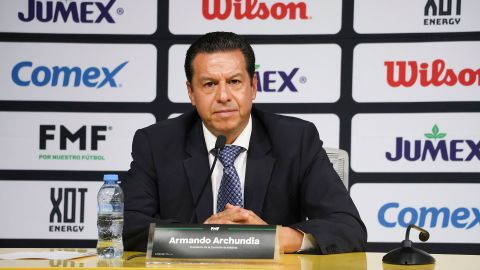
[255,64,306,92]
[39,124,111,161]
[385,59,479,88]
[12,61,128,88]
[202,0,310,20]
[378,202,479,230]
[424,0,462,26]
[386,124,480,162]
[18,0,123,23]
[50,187,88,233]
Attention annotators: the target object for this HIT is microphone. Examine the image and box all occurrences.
[383,224,435,265]
[189,135,226,224]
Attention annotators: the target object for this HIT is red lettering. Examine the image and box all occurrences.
[385,60,479,87]
[202,0,308,20]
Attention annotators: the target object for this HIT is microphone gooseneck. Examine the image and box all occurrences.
[405,224,430,243]
[188,135,226,224]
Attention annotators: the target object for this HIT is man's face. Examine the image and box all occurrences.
[187,49,257,142]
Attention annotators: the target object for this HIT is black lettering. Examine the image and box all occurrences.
[50,188,62,223]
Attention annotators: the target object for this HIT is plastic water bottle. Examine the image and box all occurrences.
[97,174,124,259]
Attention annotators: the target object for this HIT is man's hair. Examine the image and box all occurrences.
[184,31,256,84]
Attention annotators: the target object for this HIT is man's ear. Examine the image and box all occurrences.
[251,73,258,101]
[186,81,196,106]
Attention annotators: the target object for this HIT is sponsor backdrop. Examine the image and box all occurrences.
[0,0,478,254]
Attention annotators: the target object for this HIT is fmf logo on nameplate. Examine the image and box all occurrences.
[0,181,102,239]
[0,112,155,170]
[0,42,157,102]
[169,0,342,34]
[351,113,480,172]
[352,42,480,102]
[350,183,480,243]
[354,0,480,33]
[353,41,480,102]
[168,44,341,103]
[0,0,157,34]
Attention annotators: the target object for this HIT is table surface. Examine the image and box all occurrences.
[0,249,479,270]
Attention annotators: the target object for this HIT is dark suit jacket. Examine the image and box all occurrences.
[121,108,367,254]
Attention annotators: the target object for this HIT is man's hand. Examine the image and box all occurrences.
[204,203,267,225]
[204,203,303,253]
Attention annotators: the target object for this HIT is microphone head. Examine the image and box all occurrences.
[215,135,227,149]
[419,231,430,242]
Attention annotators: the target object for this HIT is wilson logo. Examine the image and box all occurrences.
[385,59,479,87]
[202,0,309,20]
[385,124,480,162]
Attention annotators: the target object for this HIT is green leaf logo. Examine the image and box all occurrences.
[255,64,260,70]
[424,124,447,140]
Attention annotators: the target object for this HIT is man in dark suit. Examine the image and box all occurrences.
[121,32,367,254]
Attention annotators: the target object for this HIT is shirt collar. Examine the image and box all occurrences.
[202,115,252,152]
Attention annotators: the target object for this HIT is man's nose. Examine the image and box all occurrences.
[216,81,231,102]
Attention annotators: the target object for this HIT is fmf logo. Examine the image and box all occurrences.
[202,0,309,20]
[39,125,109,150]
[378,202,479,230]
[18,0,122,23]
[12,61,128,88]
[255,64,306,92]
[50,187,88,232]
[386,124,480,162]
[385,59,478,88]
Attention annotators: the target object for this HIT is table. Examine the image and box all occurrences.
[0,249,478,269]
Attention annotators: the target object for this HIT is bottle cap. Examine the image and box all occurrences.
[103,174,118,183]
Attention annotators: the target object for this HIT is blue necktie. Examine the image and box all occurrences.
[216,145,243,212]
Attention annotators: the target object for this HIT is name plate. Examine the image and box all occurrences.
[146,223,279,262]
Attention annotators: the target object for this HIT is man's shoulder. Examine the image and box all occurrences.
[141,110,199,134]
[253,108,315,132]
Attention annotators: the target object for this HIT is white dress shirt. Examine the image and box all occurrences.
[201,115,316,252]
[202,115,252,213]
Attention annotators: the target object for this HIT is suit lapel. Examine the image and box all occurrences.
[183,119,213,223]
[244,116,275,216]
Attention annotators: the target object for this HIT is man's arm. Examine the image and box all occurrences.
[120,129,179,251]
[289,122,367,254]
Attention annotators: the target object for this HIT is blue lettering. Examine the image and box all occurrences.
[11,61,128,88]
[18,0,116,24]
[422,140,448,161]
[378,202,398,228]
[379,203,479,229]
[255,68,300,92]
[11,61,32,86]
[398,207,418,228]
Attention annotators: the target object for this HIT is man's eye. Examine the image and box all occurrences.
[204,82,215,87]
[229,80,241,84]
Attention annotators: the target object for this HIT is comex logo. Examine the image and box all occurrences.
[12,61,128,88]
[255,64,306,92]
[50,187,88,232]
[424,0,462,26]
[378,202,479,229]
[202,0,310,20]
[385,124,480,161]
[18,0,124,23]
[384,59,478,88]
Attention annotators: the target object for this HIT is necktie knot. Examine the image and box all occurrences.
[217,145,243,167]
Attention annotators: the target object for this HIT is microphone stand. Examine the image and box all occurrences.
[382,224,435,265]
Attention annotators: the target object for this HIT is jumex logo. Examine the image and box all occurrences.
[378,202,479,229]
[254,64,306,92]
[385,124,480,161]
[50,187,88,232]
[18,0,124,24]
[12,61,128,89]
[424,0,462,26]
